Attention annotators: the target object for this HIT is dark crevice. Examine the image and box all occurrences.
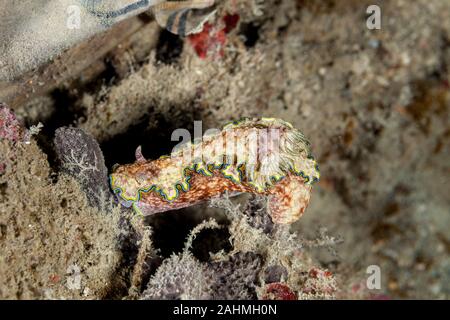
[146,208,200,258]
[100,108,199,169]
[95,57,120,88]
[155,29,184,64]
[101,115,158,169]
[191,227,232,262]
[146,205,230,260]
[240,22,260,48]
[0,182,7,196]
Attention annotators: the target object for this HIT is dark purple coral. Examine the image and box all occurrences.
[54,127,111,209]
[209,252,263,299]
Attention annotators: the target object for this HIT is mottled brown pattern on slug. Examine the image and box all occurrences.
[136,169,253,213]
[111,118,319,224]
[267,175,312,224]
[134,170,310,224]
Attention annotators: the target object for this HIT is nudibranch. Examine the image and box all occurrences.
[110,118,320,224]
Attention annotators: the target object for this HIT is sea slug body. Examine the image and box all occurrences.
[110,118,320,224]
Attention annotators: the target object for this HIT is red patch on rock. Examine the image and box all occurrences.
[188,13,240,59]
[49,274,61,284]
[262,283,297,300]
